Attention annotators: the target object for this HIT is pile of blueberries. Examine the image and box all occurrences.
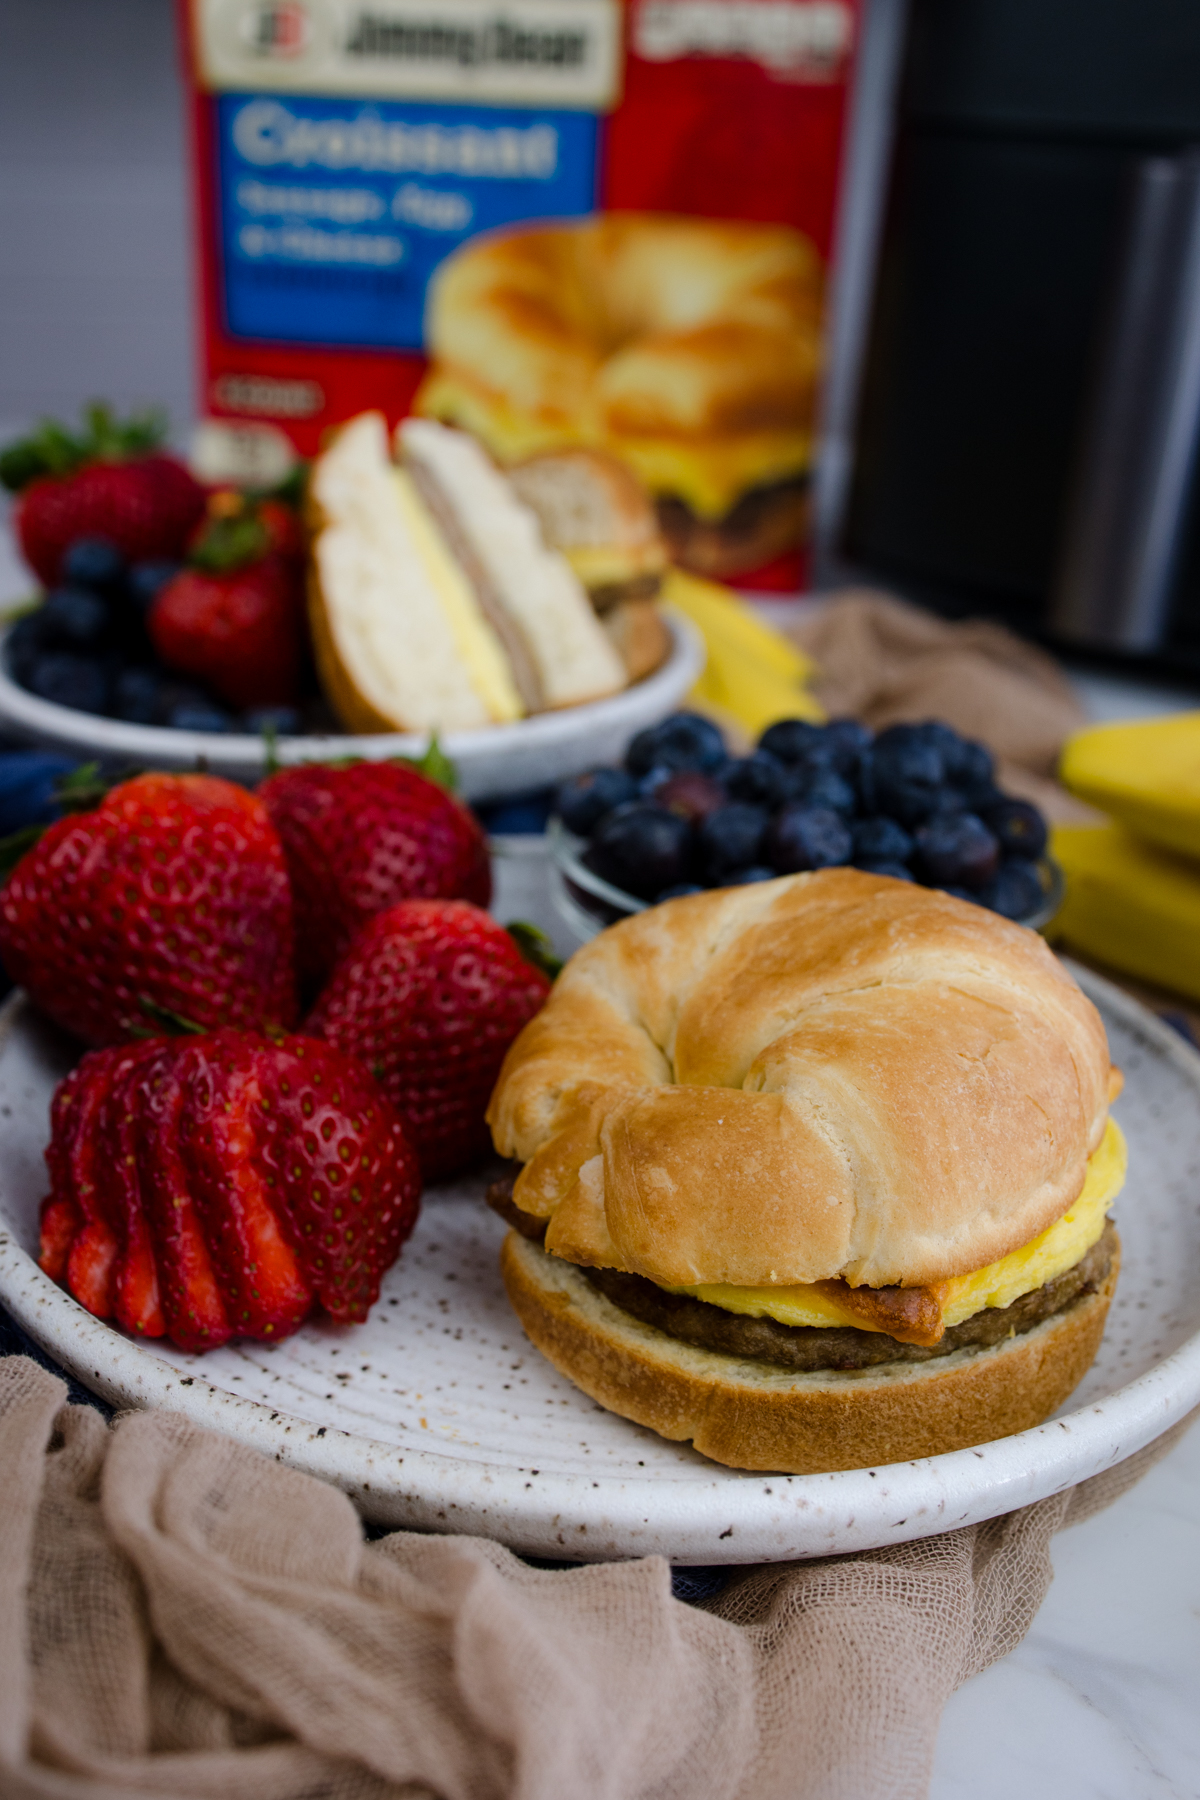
[4,538,299,735]
[556,711,1050,920]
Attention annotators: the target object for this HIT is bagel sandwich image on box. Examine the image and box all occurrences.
[415,213,823,581]
[307,410,648,735]
[485,868,1125,1474]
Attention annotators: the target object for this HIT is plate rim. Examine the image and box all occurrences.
[1,965,1198,1564]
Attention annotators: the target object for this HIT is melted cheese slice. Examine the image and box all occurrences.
[680,1119,1127,1336]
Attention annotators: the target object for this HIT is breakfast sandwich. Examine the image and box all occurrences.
[307,413,629,736]
[485,868,1125,1474]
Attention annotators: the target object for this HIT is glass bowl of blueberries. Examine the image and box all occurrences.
[548,711,1063,942]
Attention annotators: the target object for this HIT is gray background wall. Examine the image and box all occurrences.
[0,0,194,442]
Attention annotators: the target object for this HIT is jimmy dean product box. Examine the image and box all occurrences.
[181,0,858,584]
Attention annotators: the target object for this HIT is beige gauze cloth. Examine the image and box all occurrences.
[790,590,1101,822]
[1,1358,1195,1800]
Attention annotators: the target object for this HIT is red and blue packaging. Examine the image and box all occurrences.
[180,0,859,584]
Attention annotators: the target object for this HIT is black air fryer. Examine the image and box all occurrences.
[834,0,1200,668]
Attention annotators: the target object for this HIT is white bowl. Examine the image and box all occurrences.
[0,610,705,803]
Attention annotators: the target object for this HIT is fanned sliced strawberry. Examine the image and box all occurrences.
[175,1033,313,1341]
[256,1035,417,1322]
[38,1030,422,1350]
[137,1042,231,1352]
[96,1041,168,1338]
[49,1054,122,1314]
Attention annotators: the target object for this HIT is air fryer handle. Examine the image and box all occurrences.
[1051,148,1200,651]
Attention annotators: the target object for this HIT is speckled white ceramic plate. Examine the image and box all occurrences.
[0,611,705,801]
[1,968,1198,1564]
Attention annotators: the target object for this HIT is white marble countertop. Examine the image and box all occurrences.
[930,1415,1200,1799]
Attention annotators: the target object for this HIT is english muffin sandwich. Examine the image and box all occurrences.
[486,869,1124,1473]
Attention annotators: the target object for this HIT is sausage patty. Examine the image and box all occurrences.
[486,1174,1117,1374]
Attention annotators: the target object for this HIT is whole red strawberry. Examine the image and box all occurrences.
[0,405,205,585]
[261,760,492,989]
[38,1029,421,1350]
[306,900,549,1180]
[0,773,297,1046]
[148,492,306,708]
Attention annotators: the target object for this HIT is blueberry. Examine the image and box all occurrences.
[758,718,830,766]
[985,858,1044,920]
[852,815,914,864]
[724,752,785,809]
[588,803,694,899]
[823,717,874,774]
[625,712,726,777]
[27,653,110,715]
[766,805,853,873]
[168,703,234,734]
[909,720,964,763]
[556,767,638,836]
[637,763,675,799]
[655,770,727,822]
[478,796,553,835]
[698,803,769,884]
[40,586,110,651]
[153,679,213,726]
[913,812,1000,890]
[658,883,705,900]
[855,745,879,814]
[871,724,946,825]
[960,778,1006,815]
[782,761,857,815]
[944,735,994,790]
[727,865,776,885]
[4,612,51,684]
[127,561,181,615]
[60,536,125,591]
[243,705,302,738]
[856,859,915,882]
[0,750,79,835]
[942,884,986,905]
[981,798,1048,861]
[111,666,163,724]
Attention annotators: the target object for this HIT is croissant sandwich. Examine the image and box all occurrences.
[486,868,1125,1474]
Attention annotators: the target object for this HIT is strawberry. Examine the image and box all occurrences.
[0,773,297,1046]
[148,491,307,708]
[38,1029,421,1350]
[0,405,205,585]
[261,760,492,989]
[306,900,549,1180]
